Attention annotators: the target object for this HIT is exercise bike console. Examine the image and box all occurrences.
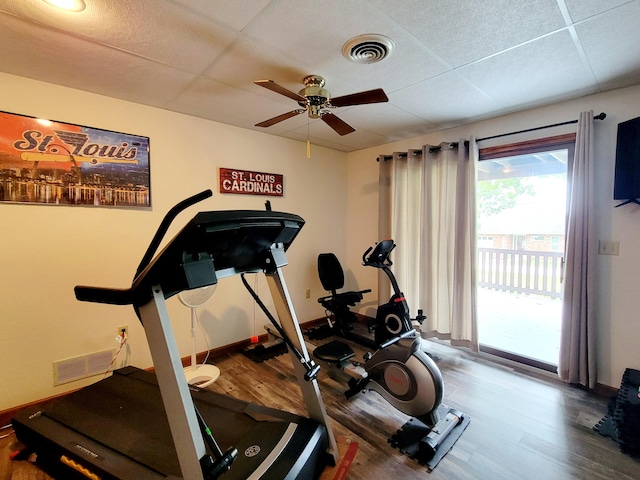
[362,239,416,345]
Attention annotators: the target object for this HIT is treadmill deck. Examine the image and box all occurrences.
[12,367,328,480]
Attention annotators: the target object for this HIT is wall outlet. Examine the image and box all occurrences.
[117,325,128,339]
[305,289,311,299]
[598,240,620,255]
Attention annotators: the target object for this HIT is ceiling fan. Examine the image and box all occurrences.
[254,75,388,136]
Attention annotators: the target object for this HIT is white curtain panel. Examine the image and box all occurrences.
[559,111,597,388]
[378,139,478,350]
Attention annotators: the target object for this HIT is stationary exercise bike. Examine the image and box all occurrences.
[311,244,423,349]
[312,240,467,464]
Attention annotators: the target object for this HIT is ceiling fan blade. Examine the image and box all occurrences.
[254,79,307,102]
[255,110,304,128]
[330,88,388,107]
[321,112,356,136]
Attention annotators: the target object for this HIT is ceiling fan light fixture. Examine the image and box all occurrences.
[299,75,330,105]
[342,34,395,64]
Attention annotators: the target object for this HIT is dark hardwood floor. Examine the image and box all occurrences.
[2,336,638,479]
[207,336,638,480]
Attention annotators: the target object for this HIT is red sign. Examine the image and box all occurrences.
[219,168,284,197]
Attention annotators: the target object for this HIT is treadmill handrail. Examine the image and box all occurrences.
[76,189,213,306]
[134,189,213,280]
[75,207,305,307]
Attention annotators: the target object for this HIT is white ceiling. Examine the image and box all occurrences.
[1,0,639,152]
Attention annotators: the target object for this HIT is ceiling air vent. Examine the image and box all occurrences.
[342,34,395,64]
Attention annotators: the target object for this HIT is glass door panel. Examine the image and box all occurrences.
[476,148,568,370]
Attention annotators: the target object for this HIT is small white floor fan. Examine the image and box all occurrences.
[178,285,220,388]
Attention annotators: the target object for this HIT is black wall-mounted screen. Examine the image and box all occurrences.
[614,115,640,200]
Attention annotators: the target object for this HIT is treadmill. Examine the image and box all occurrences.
[12,190,338,480]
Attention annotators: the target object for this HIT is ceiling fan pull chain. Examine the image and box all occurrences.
[307,117,311,158]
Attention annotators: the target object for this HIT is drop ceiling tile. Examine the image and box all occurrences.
[242,0,411,72]
[165,75,283,125]
[334,103,442,140]
[202,35,318,94]
[1,0,237,74]
[0,13,195,107]
[317,33,449,94]
[576,2,640,90]
[390,71,507,125]
[563,0,631,22]
[369,0,566,67]
[170,0,271,30]
[456,30,598,110]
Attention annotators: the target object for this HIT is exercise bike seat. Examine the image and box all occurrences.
[313,339,355,364]
[317,253,370,309]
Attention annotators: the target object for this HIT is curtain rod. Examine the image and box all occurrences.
[377,112,606,160]
[477,112,606,143]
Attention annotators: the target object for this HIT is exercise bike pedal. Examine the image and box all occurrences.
[345,377,370,399]
[343,362,368,380]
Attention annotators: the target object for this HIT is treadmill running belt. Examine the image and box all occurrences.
[12,367,328,479]
[45,372,184,475]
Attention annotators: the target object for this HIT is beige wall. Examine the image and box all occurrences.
[346,84,640,389]
[2,71,639,413]
[0,72,348,411]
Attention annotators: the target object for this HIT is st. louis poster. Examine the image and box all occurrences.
[0,111,150,208]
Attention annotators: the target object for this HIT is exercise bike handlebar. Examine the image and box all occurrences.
[378,329,417,350]
[362,239,402,296]
[362,239,395,268]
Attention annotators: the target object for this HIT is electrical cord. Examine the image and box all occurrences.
[0,423,14,439]
[195,309,211,366]
[103,331,127,378]
[240,273,320,381]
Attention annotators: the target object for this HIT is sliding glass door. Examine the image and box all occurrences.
[476,135,574,371]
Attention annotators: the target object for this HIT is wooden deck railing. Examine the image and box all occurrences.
[477,248,563,298]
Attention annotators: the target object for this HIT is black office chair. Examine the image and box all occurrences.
[318,253,368,315]
[309,253,372,347]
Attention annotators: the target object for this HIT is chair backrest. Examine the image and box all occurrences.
[317,253,345,293]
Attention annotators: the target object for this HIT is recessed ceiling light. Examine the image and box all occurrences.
[43,0,86,12]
